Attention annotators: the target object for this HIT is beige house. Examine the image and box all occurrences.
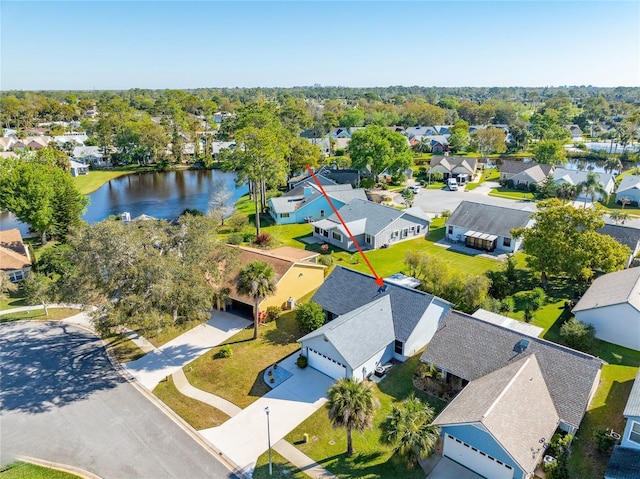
[226,246,325,318]
[0,229,32,282]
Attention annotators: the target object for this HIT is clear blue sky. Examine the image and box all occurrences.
[1,1,639,90]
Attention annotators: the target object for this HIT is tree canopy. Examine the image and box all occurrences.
[347,125,413,181]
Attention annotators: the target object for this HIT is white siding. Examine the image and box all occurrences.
[574,303,640,351]
[307,347,347,380]
[446,224,518,253]
[402,300,450,359]
[355,344,394,381]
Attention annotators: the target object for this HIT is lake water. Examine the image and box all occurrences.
[0,169,248,237]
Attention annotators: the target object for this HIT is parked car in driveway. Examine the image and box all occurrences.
[448,178,458,191]
[408,185,421,193]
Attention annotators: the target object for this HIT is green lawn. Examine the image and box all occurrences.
[184,305,306,408]
[153,375,230,430]
[253,449,306,479]
[465,167,499,191]
[146,319,208,348]
[0,290,27,311]
[0,307,81,323]
[0,462,80,479]
[104,333,147,363]
[602,197,640,217]
[280,356,445,479]
[72,167,138,194]
[487,187,535,201]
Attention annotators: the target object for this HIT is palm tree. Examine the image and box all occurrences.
[604,156,623,175]
[555,182,578,204]
[610,210,630,225]
[236,261,277,340]
[380,395,440,469]
[578,172,607,207]
[327,378,378,456]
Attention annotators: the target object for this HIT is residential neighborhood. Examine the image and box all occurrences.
[2,2,640,478]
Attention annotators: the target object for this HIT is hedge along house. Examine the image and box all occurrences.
[311,198,430,251]
[225,246,325,319]
[445,201,534,253]
[298,266,451,381]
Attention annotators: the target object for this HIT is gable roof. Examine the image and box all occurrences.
[272,182,367,214]
[605,447,640,479]
[312,266,445,343]
[617,174,640,194]
[597,224,640,251]
[314,198,428,237]
[552,168,614,188]
[421,310,603,428]
[501,160,553,177]
[572,267,640,313]
[0,229,31,273]
[434,355,559,474]
[298,295,396,369]
[624,368,640,418]
[446,201,533,237]
[430,155,478,174]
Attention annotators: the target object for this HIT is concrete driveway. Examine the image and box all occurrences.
[0,321,236,479]
[124,311,251,390]
[200,352,334,476]
[427,456,484,479]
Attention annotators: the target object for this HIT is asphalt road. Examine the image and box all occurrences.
[0,321,237,479]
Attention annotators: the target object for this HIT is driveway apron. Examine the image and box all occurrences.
[124,311,251,390]
[200,352,333,476]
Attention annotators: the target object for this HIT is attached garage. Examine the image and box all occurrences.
[443,434,513,479]
[230,300,254,319]
[306,347,346,380]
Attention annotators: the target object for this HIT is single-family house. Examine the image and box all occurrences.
[406,126,438,138]
[225,246,325,319]
[605,368,640,479]
[0,136,17,152]
[566,124,584,139]
[12,136,51,151]
[597,223,640,267]
[311,198,430,251]
[70,159,89,177]
[329,127,351,139]
[54,134,88,148]
[499,160,554,187]
[552,168,615,202]
[73,146,106,166]
[616,175,640,206]
[428,135,449,154]
[422,310,602,479]
[299,266,451,380]
[0,229,32,282]
[268,182,367,225]
[429,155,478,183]
[572,267,640,351]
[445,201,534,253]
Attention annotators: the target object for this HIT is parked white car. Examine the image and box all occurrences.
[448,178,458,191]
[408,185,421,193]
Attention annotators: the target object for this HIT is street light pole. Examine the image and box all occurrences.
[265,406,272,476]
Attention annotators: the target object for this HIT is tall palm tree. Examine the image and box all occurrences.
[327,378,378,456]
[578,172,607,208]
[236,261,276,340]
[380,395,440,469]
[555,182,578,204]
[604,156,623,175]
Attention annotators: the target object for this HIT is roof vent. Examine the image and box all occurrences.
[514,339,530,353]
[378,285,388,293]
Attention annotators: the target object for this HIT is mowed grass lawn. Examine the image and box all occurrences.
[72,167,138,194]
[268,356,446,479]
[0,462,81,479]
[488,187,535,201]
[0,307,81,323]
[184,304,307,409]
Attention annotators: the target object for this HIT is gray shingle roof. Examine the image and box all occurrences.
[298,295,395,369]
[605,447,640,479]
[623,367,640,418]
[434,355,559,473]
[597,224,640,251]
[429,156,478,174]
[572,267,640,313]
[320,199,407,236]
[617,174,640,194]
[421,310,603,428]
[272,183,366,214]
[312,266,441,342]
[446,201,533,238]
[552,168,614,189]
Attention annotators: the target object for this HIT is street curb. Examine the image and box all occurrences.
[14,455,102,479]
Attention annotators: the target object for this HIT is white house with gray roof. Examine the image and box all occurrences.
[422,310,602,479]
[616,174,640,206]
[552,168,615,202]
[572,267,640,351]
[299,266,450,381]
[445,201,534,253]
[311,198,430,251]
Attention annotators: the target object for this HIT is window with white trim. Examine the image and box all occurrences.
[332,232,342,241]
[8,271,24,282]
[280,213,290,218]
[630,421,640,445]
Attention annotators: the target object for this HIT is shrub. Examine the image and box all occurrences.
[516,182,529,191]
[505,179,515,189]
[296,354,308,369]
[528,183,538,193]
[500,296,515,313]
[360,177,375,189]
[253,233,273,248]
[560,317,596,352]
[227,214,249,232]
[317,255,333,267]
[215,345,233,359]
[430,171,444,182]
[295,301,325,334]
[265,306,281,323]
[227,233,243,245]
[243,232,256,242]
[593,428,616,453]
[390,172,407,186]
[441,209,452,219]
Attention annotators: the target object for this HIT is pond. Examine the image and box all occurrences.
[0,169,248,237]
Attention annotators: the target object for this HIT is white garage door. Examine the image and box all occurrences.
[307,348,347,380]
[443,434,513,479]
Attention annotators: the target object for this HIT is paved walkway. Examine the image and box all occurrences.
[124,311,251,390]
[199,352,334,477]
[172,368,242,417]
[274,440,337,479]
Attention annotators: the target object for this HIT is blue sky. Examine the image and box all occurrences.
[1,1,639,90]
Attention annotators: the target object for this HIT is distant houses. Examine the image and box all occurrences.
[499,160,554,188]
[552,168,615,202]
